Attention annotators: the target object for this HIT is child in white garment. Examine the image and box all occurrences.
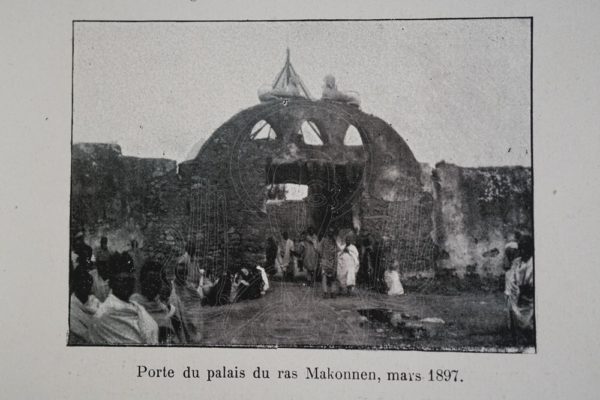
[384,261,404,296]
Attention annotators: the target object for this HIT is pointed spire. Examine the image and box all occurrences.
[271,49,312,99]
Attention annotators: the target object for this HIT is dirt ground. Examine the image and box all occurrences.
[197,281,530,352]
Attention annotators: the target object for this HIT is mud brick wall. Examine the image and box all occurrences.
[70,143,178,252]
[360,181,435,277]
[71,99,532,281]
[431,162,533,277]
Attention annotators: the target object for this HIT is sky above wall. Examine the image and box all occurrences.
[73,19,531,167]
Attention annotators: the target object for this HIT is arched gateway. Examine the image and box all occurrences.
[179,53,433,272]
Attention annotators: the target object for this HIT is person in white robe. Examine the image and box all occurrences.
[69,267,101,344]
[277,232,295,280]
[256,265,270,294]
[337,234,360,294]
[384,261,405,296]
[88,253,158,345]
[506,235,534,344]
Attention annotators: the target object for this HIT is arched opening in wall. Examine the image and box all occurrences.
[343,124,363,146]
[265,183,310,238]
[266,161,365,238]
[250,120,277,140]
[266,183,308,203]
[298,121,324,145]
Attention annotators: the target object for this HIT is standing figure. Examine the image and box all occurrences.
[277,232,295,281]
[94,236,112,265]
[129,239,145,292]
[507,235,535,345]
[170,258,204,344]
[319,228,338,298]
[338,234,360,295]
[265,237,278,276]
[357,233,374,287]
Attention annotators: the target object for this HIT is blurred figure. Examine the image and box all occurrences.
[89,259,111,302]
[69,267,100,344]
[357,232,375,287]
[130,260,178,344]
[265,237,278,275]
[129,239,145,292]
[337,233,360,295]
[507,235,535,345]
[319,228,338,298]
[202,270,233,307]
[170,258,203,343]
[321,75,361,107]
[88,253,158,345]
[277,232,295,281]
[302,227,319,285]
[94,236,111,265]
[234,267,263,302]
[384,261,404,296]
[71,232,92,270]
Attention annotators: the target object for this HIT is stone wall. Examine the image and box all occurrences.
[71,147,531,282]
[431,162,533,278]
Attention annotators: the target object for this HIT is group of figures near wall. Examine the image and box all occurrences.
[265,226,405,298]
[68,223,407,346]
[69,232,269,346]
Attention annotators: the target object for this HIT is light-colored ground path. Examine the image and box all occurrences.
[197,282,511,350]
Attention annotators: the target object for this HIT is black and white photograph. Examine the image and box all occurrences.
[68,19,534,351]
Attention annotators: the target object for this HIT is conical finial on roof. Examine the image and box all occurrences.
[271,49,312,99]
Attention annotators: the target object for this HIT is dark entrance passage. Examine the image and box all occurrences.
[267,160,365,236]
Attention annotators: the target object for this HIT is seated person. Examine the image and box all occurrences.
[256,265,269,295]
[202,270,233,307]
[169,261,203,344]
[234,267,263,302]
[69,267,101,344]
[130,260,178,344]
[384,261,405,296]
[321,75,361,107]
[88,253,158,345]
[89,260,110,302]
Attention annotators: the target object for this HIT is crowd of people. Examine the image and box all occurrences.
[69,234,269,345]
[264,226,398,298]
[69,227,532,346]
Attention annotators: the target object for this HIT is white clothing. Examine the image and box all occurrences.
[89,293,159,345]
[384,270,405,295]
[70,293,100,342]
[338,244,360,287]
[256,266,270,292]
